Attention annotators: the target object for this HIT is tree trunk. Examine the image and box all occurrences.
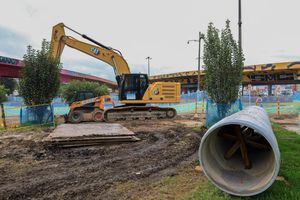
[0,103,7,129]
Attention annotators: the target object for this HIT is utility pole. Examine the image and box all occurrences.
[238,0,244,95]
[146,56,152,76]
[188,32,204,92]
[197,32,202,92]
[238,0,242,51]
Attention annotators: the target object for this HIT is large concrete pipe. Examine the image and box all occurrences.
[199,106,280,196]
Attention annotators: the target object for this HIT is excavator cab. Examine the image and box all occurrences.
[119,73,149,101]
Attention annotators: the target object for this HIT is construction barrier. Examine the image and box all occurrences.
[1,92,299,130]
[0,104,55,130]
[0,104,22,129]
[2,98,298,117]
[241,95,294,105]
[0,104,6,128]
[195,101,205,115]
[20,104,55,126]
[257,101,300,115]
[205,99,243,127]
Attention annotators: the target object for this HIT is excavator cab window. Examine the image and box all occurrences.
[120,74,149,101]
[74,91,95,102]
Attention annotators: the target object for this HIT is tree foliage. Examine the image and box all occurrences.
[60,80,109,105]
[0,85,8,103]
[203,20,244,104]
[0,78,17,95]
[19,39,61,105]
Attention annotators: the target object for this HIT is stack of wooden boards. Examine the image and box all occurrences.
[45,123,140,148]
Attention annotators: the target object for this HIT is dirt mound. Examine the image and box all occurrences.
[0,120,203,199]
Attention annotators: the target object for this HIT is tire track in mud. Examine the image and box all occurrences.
[0,122,202,200]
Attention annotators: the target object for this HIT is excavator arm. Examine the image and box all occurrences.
[50,23,130,77]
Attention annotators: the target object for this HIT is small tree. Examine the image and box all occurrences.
[19,39,61,105]
[0,77,17,95]
[203,20,244,118]
[60,80,109,105]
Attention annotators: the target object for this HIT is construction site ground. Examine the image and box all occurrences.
[269,114,300,135]
[0,116,207,199]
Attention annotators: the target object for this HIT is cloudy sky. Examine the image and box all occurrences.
[1,0,300,81]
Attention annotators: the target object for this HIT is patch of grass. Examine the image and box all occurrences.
[146,165,208,200]
[0,127,5,133]
[273,123,300,190]
[112,164,208,200]
[193,125,207,134]
[188,181,297,200]
[188,123,300,200]
[1,124,51,133]
[157,175,199,197]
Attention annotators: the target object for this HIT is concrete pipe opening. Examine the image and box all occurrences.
[199,106,280,196]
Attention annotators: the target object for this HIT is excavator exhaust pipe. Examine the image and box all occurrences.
[199,106,280,196]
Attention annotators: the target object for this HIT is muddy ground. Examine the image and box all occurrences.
[270,114,300,134]
[0,118,205,200]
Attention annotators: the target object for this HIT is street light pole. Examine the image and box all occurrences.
[146,56,152,76]
[238,0,244,94]
[188,32,204,92]
[238,0,242,51]
[197,32,202,92]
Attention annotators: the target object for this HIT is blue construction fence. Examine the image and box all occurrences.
[1,92,299,128]
[205,99,243,127]
[160,92,299,114]
[1,103,55,129]
[20,104,55,126]
[4,92,300,115]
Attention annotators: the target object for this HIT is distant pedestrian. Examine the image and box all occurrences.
[256,95,263,107]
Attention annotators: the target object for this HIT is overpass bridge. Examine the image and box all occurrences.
[150,62,300,93]
[0,56,117,90]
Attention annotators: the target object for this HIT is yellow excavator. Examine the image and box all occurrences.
[51,23,181,122]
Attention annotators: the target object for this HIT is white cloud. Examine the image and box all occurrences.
[0,25,29,58]
[1,0,300,79]
[62,57,116,81]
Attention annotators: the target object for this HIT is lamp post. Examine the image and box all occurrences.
[238,0,242,51]
[146,56,152,76]
[188,32,204,92]
[238,0,244,94]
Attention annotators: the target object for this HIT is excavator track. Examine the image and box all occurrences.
[103,106,177,122]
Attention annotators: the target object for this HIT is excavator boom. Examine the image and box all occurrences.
[51,23,130,77]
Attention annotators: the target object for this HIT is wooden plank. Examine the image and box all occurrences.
[58,138,140,148]
[244,140,270,150]
[47,135,141,148]
[224,140,241,159]
[218,132,270,150]
[218,132,237,140]
[235,125,252,169]
[49,123,135,138]
[51,136,138,142]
